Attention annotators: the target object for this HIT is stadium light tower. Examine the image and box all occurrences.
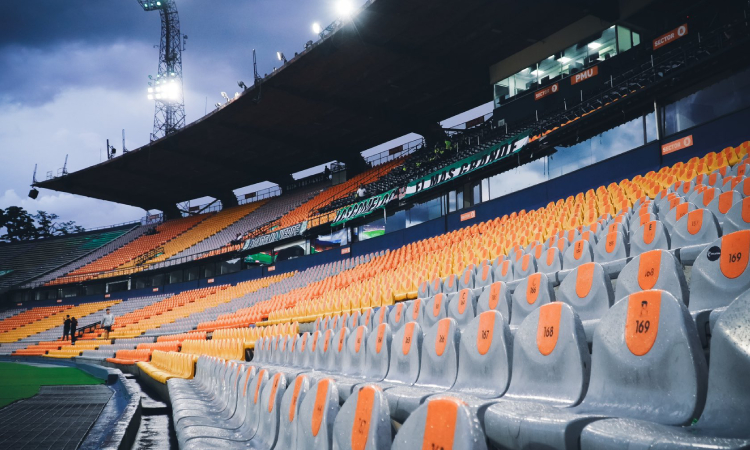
[137,0,186,141]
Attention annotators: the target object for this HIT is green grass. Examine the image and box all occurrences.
[0,362,104,408]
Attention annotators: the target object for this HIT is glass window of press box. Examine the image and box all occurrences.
[493,26,640,107]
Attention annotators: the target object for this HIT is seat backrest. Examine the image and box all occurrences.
[664,201,697,230]
[557,262,614,322]
[359,309,373,328]
[384,321,423,385]
[452,310,512,398]
[308,331,322,369]
[388,303,406,332]
[504,302,590,406]
[580,290,707,425]
[474,261,494,289]
[417,280,430,299]
[721,196,750,235]
[414,318,460,390]
[695,290,750,432]
[443,274,459,294]
[630,220,671,255]
[284,335,296,366]
[372,306,388,330]
[615,249,689,304]
[405,299,424,325]
[276,374,311,450]
[537,247,563,274]
[593,231,629,263]
[689,230,750,312]
[706,190,742,225]
[477,281,511,322]
[253,372,288,450]
[446,288,477,328]
[342,325,368,377]
[391,396,488,450]
[348,311,360,330]
[365,323,392,381]
[458,266,475,290]
[427,277,443,296]
[510,272,555,326]
[493,259,515,283]
[513,253,538,279]
[422,293,448,329]
[242,368,270,439]
[330,327,350,373]
[296,378,340,450]
[563,239,594,269]
[670,208,721,250]
[298,332,311,368]
[332,385,392,450]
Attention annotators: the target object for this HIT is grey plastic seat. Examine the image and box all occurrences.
[580,290,750,449]
[689,230,750,314]
[513,253,538,279]
[485,290,707,450]
[297,332,312,369]
[177,368,270,448]
[493,259,515,283]
[706,189,742,226]
[593,230,629,275]
[359,308,373,328]
[383,318,460,421]
[347,310,361,330]
[615,249,689,304]
[631,219,671,255]
[473,261,494,289]
[722,196,750,234]
[422,293,448,329]
[369,321,423,392]
[387,302,406,332]
[275,374,311,450]
[557,262,615,343]
[446,288,477,328]
[448,310,512,400]
[332,384,392,450]
[172,361,245,425]
[563,238,594,269]
[313,329,336,371]
[458,266,475,290]
[664,201,697,231]
[476,281,511,322]
[427,276,443,296]
[417,280,429,299]
[443,273,459,294]
[391,396,488,450]
[694,171,724,188]
[371,306,388,330]
[509,272,554,330]
[671,208,722,264]
[308,327,348,381]
[296,378,340,450]
[537,247,563,275]
[404,299,424,326]
[336,323,392,403]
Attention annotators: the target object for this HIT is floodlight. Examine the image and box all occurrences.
[238,81,248,90]
[530,70,543,76]
[234,92,240,100]
[215,102,222,108]
[276,52,287,63]
[221,92,229,101]
[557,56,571,64]
[588,42,602,49]
[312,22,322,34]
[148,87,153,93]
[336,0,355,17]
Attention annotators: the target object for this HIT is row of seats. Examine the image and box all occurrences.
[137,350,195,383]
[1,301,117,344]
[166,291,749,449]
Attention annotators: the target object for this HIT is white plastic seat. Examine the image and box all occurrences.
[332,385,392,450]
[557,262,615,343]
[476,281,511,322]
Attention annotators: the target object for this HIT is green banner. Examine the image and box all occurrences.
[401,133,531,199]
[331,189,397,226]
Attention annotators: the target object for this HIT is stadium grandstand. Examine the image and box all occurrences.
[2,0,750,448]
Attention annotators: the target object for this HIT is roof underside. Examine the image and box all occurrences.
[38,0,623,210]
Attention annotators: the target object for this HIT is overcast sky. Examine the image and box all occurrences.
[0,0,491,229]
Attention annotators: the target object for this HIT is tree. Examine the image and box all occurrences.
[33,210,59,239]
[0,207,38,242]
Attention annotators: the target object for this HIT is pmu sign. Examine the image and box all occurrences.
[571,66,599,85]
[534,83,559,100]
[653,24,688,50]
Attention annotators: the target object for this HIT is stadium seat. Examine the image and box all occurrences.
[404,299,424,327]
[721,196,750,234]
[296,378,340,450]
[484,290,707,450]
[332,384,392,450]
[458,266,475,290]
[537,247,563,275]
[493,259,515,283]
[484,303,591,448]
[370,321,422,391]
[421,293,448,329]
[512,253,538,279]
[630,220,671,255]
[336,323,392,403]
[383,318,460,421]
[172,361,246,426]
[562,238,594,270]
[446,288,477,328]
[664,201,698,231]
[670,208,721,263]
[476,281,511,322]
[391,396,488,450]
[615,249,689,304]
[275,374,311,450]
[388,303,406,332]
[580,290,750,449]
[509,272,555,330]
[556,262,615,343]
[473,261,493,290]
[689,230,750,314]
[593,230,629,275]
[443,274,459,294]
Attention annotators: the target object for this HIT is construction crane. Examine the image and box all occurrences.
[137,0,187,141]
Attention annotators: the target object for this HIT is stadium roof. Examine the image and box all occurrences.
[37,0,640,211]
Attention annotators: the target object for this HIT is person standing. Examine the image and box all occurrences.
[101,308,115,340]
[62,315,71,341]
[70,317,78,344]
